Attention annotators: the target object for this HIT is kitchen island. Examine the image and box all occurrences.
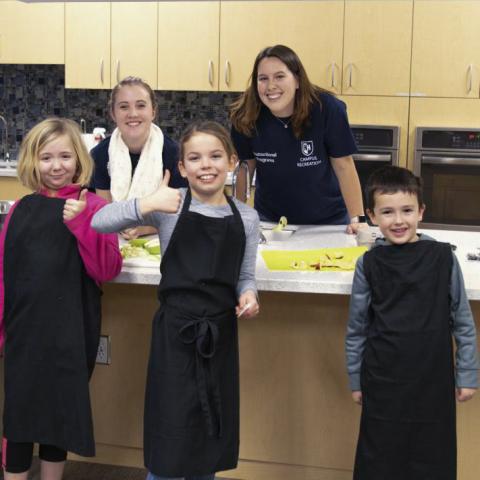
[69,226,480,479]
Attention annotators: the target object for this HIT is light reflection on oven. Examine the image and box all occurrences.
[422,164,480,226]
[414,127,480,230]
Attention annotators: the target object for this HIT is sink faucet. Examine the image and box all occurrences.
[0,115,8,161]
[231,161,250,201]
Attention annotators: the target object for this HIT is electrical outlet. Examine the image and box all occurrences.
[96,335,111,365]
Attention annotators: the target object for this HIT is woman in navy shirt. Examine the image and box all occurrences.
[230,45,365,230]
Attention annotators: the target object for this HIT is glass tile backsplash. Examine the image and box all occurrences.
[0,64,239,158]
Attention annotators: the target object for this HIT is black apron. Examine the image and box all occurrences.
[3,194,101,456]
[144,190,246,478]
[354,240,456,480]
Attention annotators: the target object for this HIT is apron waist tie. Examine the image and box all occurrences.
[178,316,223,438]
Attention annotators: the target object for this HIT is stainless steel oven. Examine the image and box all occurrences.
[351,124,400,210]
[414,127,480,230]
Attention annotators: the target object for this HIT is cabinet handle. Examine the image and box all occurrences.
[347,63,353,89]
[330,62,337,88]
[467,64,473,94]
[224,60,231,87]
[100,58,104,84]
[208,60,213,86]
[116,60,120,84]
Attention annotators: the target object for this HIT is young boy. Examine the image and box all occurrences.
[345,166,478,480]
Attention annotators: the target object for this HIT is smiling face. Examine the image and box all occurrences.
[257,56,299,118]
[368,191,425,245]
[111,84,155,151]
[179,132,235,205]
[38,134,78,195]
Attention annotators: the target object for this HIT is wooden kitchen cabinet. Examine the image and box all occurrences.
[219,1,344,93]
[111,2,158,88]
[411,1,480,98]
[65,2,157,89]
[342,0,413,96]
[158,2,220,91]
[65,2,111,89]
[340,95,410,167]
[0,0,63,64]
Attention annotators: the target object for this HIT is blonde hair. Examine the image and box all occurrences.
[17,117,93,191]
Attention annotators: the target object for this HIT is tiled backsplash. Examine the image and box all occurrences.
[0,64,240,158]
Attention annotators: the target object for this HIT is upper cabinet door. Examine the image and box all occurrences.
[111,2,158,88]
[343,0,413,96]
[65,2,111,89]
[0,1,64,64]
[411,1,480,98]
[158,1,220,91]
[219,1,344,93]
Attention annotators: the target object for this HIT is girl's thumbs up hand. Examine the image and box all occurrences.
[139,170,182,215]
[63,188,88,222]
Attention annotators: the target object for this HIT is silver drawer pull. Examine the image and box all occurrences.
[353,153,391,162]
[224,60,230,87]
[422,155,480,166]
[208,60,213,86]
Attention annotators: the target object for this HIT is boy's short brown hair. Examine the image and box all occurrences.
[366,166,424,211]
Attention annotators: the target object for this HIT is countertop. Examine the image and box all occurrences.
[112,225,480,300]
[0,165,18,177]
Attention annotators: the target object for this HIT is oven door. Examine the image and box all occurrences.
[419,154,480,228]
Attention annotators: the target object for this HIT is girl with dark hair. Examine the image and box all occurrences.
[230,45,366,231]
[92,120,260,480]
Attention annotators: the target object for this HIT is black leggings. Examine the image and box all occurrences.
[2,439,67,474]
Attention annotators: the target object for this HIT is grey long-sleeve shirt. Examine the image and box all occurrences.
[345,234,479,391]
[91,188,259,297]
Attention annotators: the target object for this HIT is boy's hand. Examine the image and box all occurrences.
[139,170,181,215]
[63,188,87,221]
[456,387,476,402]
[352,391,362,405]
[236,290,259,319]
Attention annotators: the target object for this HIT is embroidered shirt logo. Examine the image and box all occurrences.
[301,141,314,156]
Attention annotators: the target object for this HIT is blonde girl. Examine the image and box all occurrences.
[92,120,260,480]
[0,118,121,480]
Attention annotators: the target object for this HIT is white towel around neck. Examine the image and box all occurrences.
[108,123,164,201]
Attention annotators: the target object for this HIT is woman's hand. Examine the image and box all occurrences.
[347,221,369,235]
[456,387,476,402]
[138,170,182,215]
[236,290,259,319]
[352,391,362,405]
[63,188,88,222]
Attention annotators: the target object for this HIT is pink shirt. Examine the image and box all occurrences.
[0,185,122,349]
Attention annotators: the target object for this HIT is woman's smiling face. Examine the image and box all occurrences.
[257,56,299,118]
[111,84,155,150]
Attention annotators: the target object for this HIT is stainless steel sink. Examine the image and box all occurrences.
[260,228,296,243]
[0,200,14,231]
[0,159,17,169]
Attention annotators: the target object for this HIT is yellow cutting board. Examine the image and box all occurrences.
[261,246,368,272]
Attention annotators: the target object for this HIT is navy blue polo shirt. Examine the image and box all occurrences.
[231,93,357,224]
[91,134,187,190]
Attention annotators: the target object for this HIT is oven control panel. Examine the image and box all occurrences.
[422,129,480,150]
[351,126,396,148]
